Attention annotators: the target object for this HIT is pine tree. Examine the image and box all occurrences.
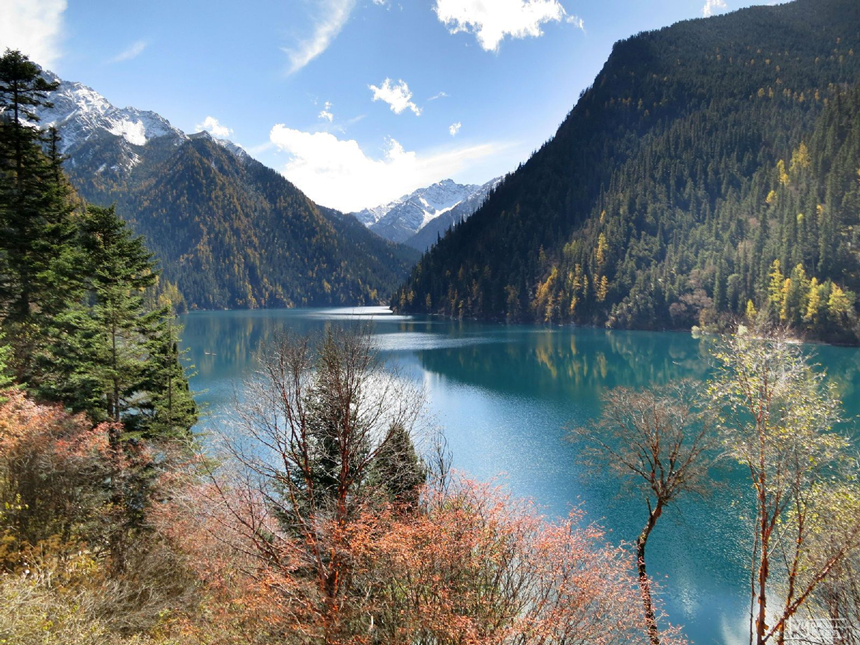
[0,50,77,382]
[370,422,426,507]
[39,205,196,438]
[139,312,197,440]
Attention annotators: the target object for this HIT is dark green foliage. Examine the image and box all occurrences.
[138,314,197,440]
[369,422,426,507]
[0,333,11,391]
[395,0,860,343]
[0,50,196,441]
[0,49,80,377]
[38,205,197,437]
[61,132,420,310]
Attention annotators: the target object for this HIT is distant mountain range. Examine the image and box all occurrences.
[394,0,860,343]
[352,177,502,251]
[36,71,419,310]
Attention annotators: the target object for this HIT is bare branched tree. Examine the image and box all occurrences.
[570,380,718,645]
[210,326,427,642]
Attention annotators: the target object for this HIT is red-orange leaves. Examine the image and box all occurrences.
[349,480,646,645]
[169,473,669,644]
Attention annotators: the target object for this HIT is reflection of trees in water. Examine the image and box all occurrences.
[181,313,448,380]
[808,346,860,419]
[182,312,860,428]
[181,313,331,379]
[416,328,712,399]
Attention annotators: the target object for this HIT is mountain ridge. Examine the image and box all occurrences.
[35,71,419,310]
[351,177,502,249]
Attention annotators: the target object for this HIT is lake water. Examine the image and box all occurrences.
[180,306,860,645]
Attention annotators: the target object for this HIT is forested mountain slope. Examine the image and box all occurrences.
[39,76,418,310]
[394,0,860,342]
[106,135,418,310]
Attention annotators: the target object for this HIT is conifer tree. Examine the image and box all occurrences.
[0,49,77,382]
[39,205,196,438]
[370,422,427,507]
[139,312,197,440]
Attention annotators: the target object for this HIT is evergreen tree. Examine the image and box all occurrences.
[0,49,78,381]
[369,422,426,508]
[39,205,196,438]
[139,312,197,440]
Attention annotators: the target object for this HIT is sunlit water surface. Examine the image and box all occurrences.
[180,307,860,645]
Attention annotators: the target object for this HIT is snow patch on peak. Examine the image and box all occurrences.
[351,178,492,244]
[190,131,251,162]
[35,69,187,152]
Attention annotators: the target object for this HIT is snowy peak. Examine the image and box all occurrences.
[189,130,250,161]
[403,176,503,252]
[353,179,485,244]
[36,69,187,153]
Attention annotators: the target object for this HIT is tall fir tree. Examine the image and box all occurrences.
[38,204,196,438]
[0,49,79,382]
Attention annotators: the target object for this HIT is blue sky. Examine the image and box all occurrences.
[2,0,780,211]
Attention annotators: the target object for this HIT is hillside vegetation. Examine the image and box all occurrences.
[59,126,418,311]
[395,0,860,343]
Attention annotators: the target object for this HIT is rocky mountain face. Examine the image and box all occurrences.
[352,178,501,247]
[404,177,503,252]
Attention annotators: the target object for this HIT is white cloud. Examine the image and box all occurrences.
[110,40,147,63]
[0,0,67,69]
[319,101,334,122]
[195,116,233,139]
[449,122,462,137]
[567,15,585,31]
[369,78,421,116]
[283,0,355,75]
[428,91,449,101]
[434,0,570,52]
[702,0,728,17]
[269,125,502,211]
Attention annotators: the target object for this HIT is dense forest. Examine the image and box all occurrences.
[394,0,860,343]
[51,107,418,311]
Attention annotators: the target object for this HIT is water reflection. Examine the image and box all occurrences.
[179,308,860,645]
[414,327,712,400]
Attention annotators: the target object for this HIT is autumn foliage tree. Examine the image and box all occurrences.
[347,480,657,645]
[164,472,667,645]
[709,330,860,645]
[207,327,426,642]
[174,328,671,644]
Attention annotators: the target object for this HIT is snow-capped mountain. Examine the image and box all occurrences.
[189,130,250,160]
[34,69,250,178]
[352,179,499,245]
[38,70,186,151]
[24,68,418,310]
[405,176,503,251]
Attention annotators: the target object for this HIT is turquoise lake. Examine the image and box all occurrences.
[180,306,860,645]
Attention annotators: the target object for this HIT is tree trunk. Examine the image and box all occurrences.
[638,501,664,645]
